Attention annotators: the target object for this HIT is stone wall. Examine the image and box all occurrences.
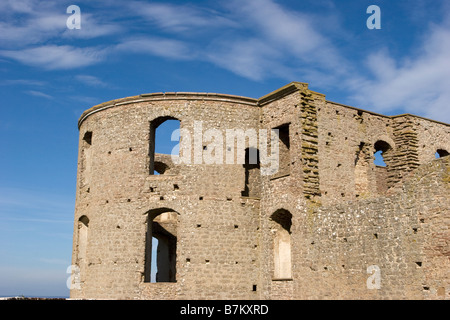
[71,93,262,299]
[71,82,449,300]
[288,157,449,299]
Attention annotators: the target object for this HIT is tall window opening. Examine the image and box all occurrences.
[150,117,180,175]
[80,131,93,187]
[271,209,292,280]
[373,140,393,194]
[77,216,89,281]
[242,147,261,198]
[144,209,178,283]
[274,123,290,176]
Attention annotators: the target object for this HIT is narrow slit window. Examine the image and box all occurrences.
[80,131,93,187]
[274,124,290,176]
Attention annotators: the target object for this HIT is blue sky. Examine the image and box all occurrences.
[1,0,449,297]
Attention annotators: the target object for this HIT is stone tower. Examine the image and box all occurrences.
[71,82,450,300]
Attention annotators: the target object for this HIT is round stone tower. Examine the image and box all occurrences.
[71,92,262,300]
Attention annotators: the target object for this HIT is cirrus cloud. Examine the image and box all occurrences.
[1,0,449,122]
[0,45,107,69]
[350,22,450,123]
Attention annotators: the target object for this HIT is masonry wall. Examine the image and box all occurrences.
[258,86,305,299]
[317,101,395,204]
[71,94,262,300]
[414,116,450,164]
[315,103,450,204]
[71,82,449,300]
[287,157,449,299]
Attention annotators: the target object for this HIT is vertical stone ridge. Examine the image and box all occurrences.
[300,89,320,199]
[389,116,420,187]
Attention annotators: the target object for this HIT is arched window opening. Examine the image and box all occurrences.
[242,147,261,198]
[77,216,89,281]
[373,140,392,167]
[144,209,178,283]
[271,209,292,280]
[435,149,449,159]
[150,117,180,175]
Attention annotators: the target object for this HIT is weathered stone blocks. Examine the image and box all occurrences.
[71,82,449,300]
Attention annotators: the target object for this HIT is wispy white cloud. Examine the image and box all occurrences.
[230,0,327,55]
[0,79,46,86]
[199,0,351,83]
[350,22,450,122]
[208,0,449,122]
[75,75,108,88]
[0,0,43,14]
[0,0,123,48]
[115,37,195,60]
[0,45,107,69]
[1,0,449,122]
[0,1,66,48]
[62,12,124,40]
[26,90,53,99]
[128,1,237,33]
[205,38,284,81]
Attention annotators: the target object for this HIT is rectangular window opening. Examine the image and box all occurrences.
[273,123,290,177]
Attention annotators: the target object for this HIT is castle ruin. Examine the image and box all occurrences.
[71,82,449,300]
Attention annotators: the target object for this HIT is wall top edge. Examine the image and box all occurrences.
[77,82,449,129]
